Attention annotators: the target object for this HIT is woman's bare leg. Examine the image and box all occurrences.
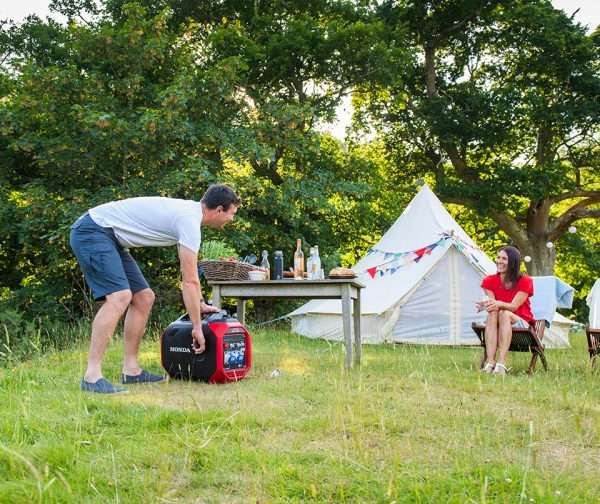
[497,310,522,365]
[485,311,499,364]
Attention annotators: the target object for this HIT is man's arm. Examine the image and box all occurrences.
[178,244,219,353]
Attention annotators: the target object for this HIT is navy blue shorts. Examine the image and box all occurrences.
[70,213,149,301]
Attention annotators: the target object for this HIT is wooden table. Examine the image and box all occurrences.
[208,279,364,368]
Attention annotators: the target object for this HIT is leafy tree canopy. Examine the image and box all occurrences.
[358,0,600,278]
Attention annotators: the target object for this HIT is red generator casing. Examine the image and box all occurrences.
[160,311,252,383]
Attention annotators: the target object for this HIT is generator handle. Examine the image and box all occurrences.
[176,310,229,323]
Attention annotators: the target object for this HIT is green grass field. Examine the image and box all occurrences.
[1,325,599,503]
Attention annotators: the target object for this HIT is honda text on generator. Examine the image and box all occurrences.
[161,311,252,383]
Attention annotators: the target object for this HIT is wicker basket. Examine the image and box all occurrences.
[198,260,261,281]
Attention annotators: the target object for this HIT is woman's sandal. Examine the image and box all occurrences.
[493,363,508,375]
[481,362,495,374]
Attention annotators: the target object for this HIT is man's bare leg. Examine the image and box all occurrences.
[84,289,132,383]
[122,288,155,376]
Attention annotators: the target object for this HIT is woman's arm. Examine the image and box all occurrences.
[476,289,496,312]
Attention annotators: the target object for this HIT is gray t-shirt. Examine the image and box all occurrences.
[89,197,202,252]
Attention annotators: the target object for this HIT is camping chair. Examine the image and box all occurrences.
[471,320,547,374]
[586,327,600,367]
[586,279,600,367]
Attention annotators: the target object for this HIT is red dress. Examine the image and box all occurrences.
[481,274,534,323]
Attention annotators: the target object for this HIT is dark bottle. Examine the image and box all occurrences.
[274,250,284,280]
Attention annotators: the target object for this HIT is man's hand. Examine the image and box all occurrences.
[192,326,206,354]
[201,301,220,314]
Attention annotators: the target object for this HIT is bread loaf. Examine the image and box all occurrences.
[329,267,356,277]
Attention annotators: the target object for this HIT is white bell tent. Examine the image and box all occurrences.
[587,278,600,328]
[290,184,495,344]
[289,184,575,347]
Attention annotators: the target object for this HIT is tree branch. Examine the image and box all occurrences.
[423,41,476,184]
[536,124,554,166]
[489,209,529,249]
[548,190,600,205]
[442,195,477,208]
[424,42,438,98]
[549,198,600,240]
[250,145,285,186]
[435,9,483,40]
[442,195,529,248]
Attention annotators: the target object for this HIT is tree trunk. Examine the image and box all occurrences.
[521,235,556,276]
[521,198,555,276]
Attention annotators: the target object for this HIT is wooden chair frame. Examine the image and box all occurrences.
[586,327,600,367]
[471,320,547,374]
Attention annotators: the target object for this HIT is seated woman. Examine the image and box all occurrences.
[476,246,534,375]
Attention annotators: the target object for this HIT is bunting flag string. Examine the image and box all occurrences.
[359,231,485,279]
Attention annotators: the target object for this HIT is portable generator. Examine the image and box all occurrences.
[160,311,252,383]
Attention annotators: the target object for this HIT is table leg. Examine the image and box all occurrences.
[341,284,353,369]
[353,291,361,367]
[237,299,246,325]
[212,286,222,308]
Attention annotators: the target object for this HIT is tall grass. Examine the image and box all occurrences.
[1,321,599,503]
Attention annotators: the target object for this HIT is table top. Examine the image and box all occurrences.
[208,278,364,299]
[209,278,365,288]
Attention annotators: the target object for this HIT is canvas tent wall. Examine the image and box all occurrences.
[289,184,575,346]
[587,278,600,327]
[289,184,496,344]
[545,312,576,349]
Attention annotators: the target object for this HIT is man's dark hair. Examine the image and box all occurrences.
[201,184,241,211]
[500,245,522,288]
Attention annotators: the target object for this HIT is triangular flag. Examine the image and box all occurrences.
[414,247,427,258]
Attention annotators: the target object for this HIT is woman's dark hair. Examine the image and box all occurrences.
[201,184,241,210]
[500,245,522,288]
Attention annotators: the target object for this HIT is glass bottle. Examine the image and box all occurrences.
[293,239,304,280]
[260,250,270,280]
[274,250,284,280]
[306,247,314,280]
[313,245,321,279]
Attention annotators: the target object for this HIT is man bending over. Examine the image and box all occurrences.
[70,184,241,393]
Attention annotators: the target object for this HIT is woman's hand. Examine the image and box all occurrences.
[476,298,494,312]
[485,300,501,312]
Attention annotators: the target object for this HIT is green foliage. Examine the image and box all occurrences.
[0,0,406,331]
[200,240,238,260]
[2,0,597,334]
[359,0,600,276]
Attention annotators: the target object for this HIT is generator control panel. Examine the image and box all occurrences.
[223,330,247,370]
